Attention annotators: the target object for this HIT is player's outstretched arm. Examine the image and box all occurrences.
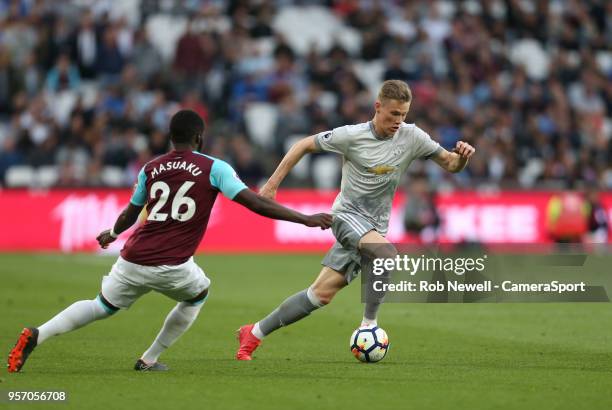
[233,188,332,229]
[260,135,318,199]
[96,203,144,248]
[431,141,475,173]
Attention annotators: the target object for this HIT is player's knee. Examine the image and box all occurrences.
[94,294,119,317]
[311,285,337,305]
[314,291,333,305]
[310,268,347,306]
[369,243,397,261]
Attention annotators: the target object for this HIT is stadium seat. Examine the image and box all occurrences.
[46,91,78,126]
[518,159,544,188]
[603,169,612,188]
[36,166,60,188]
[244,103,278,150]
[284,135,310,180]
[354,60,385,97]
[318,91,338,112]
[334,25,361,56]
[100,167,127,187]
[5,166,35,187]
[146,14,187,62]
[272,6,360,55]
[254,38,277,58]
[604,118,612,140]
[509,39,550,80]
[79,81,100,110]
[312,155,341,190]
[596,51,612,74]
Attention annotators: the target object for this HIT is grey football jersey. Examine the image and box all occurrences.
[315,121,441,235]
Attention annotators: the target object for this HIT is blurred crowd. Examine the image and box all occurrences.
[0,0,610,190]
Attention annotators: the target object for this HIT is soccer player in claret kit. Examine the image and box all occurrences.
[7,109,332,372]
[236,80,475,360]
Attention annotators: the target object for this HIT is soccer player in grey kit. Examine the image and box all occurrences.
[8,110,332,373]
[236,80,475,360]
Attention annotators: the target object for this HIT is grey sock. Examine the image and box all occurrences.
[258,289,322,336]
[362,258,389,322]
[363,301,382,322]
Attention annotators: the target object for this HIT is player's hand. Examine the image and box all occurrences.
[453,141,475,159]
[259,183,278,200]
[304,213,333,230]
[96,229,116,249]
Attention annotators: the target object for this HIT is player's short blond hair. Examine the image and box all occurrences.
[377,80,412,104]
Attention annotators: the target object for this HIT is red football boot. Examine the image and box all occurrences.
[7,328,38,373]
[235,324,261,361]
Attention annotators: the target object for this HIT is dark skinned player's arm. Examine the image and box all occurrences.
[96,203,144,248]
[112,203,145,234]
[97,188,333,249]
[232,188,332,229]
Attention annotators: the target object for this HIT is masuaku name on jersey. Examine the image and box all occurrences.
[150,161,203,179]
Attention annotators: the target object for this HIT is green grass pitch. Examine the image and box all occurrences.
[1,253,612,410]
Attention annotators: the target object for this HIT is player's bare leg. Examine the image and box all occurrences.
[358,231,397,327]
[236,267,347,360]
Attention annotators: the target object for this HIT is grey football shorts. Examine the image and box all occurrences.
[321,213,375,284]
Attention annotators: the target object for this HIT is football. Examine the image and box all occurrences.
[349,326,389,363]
